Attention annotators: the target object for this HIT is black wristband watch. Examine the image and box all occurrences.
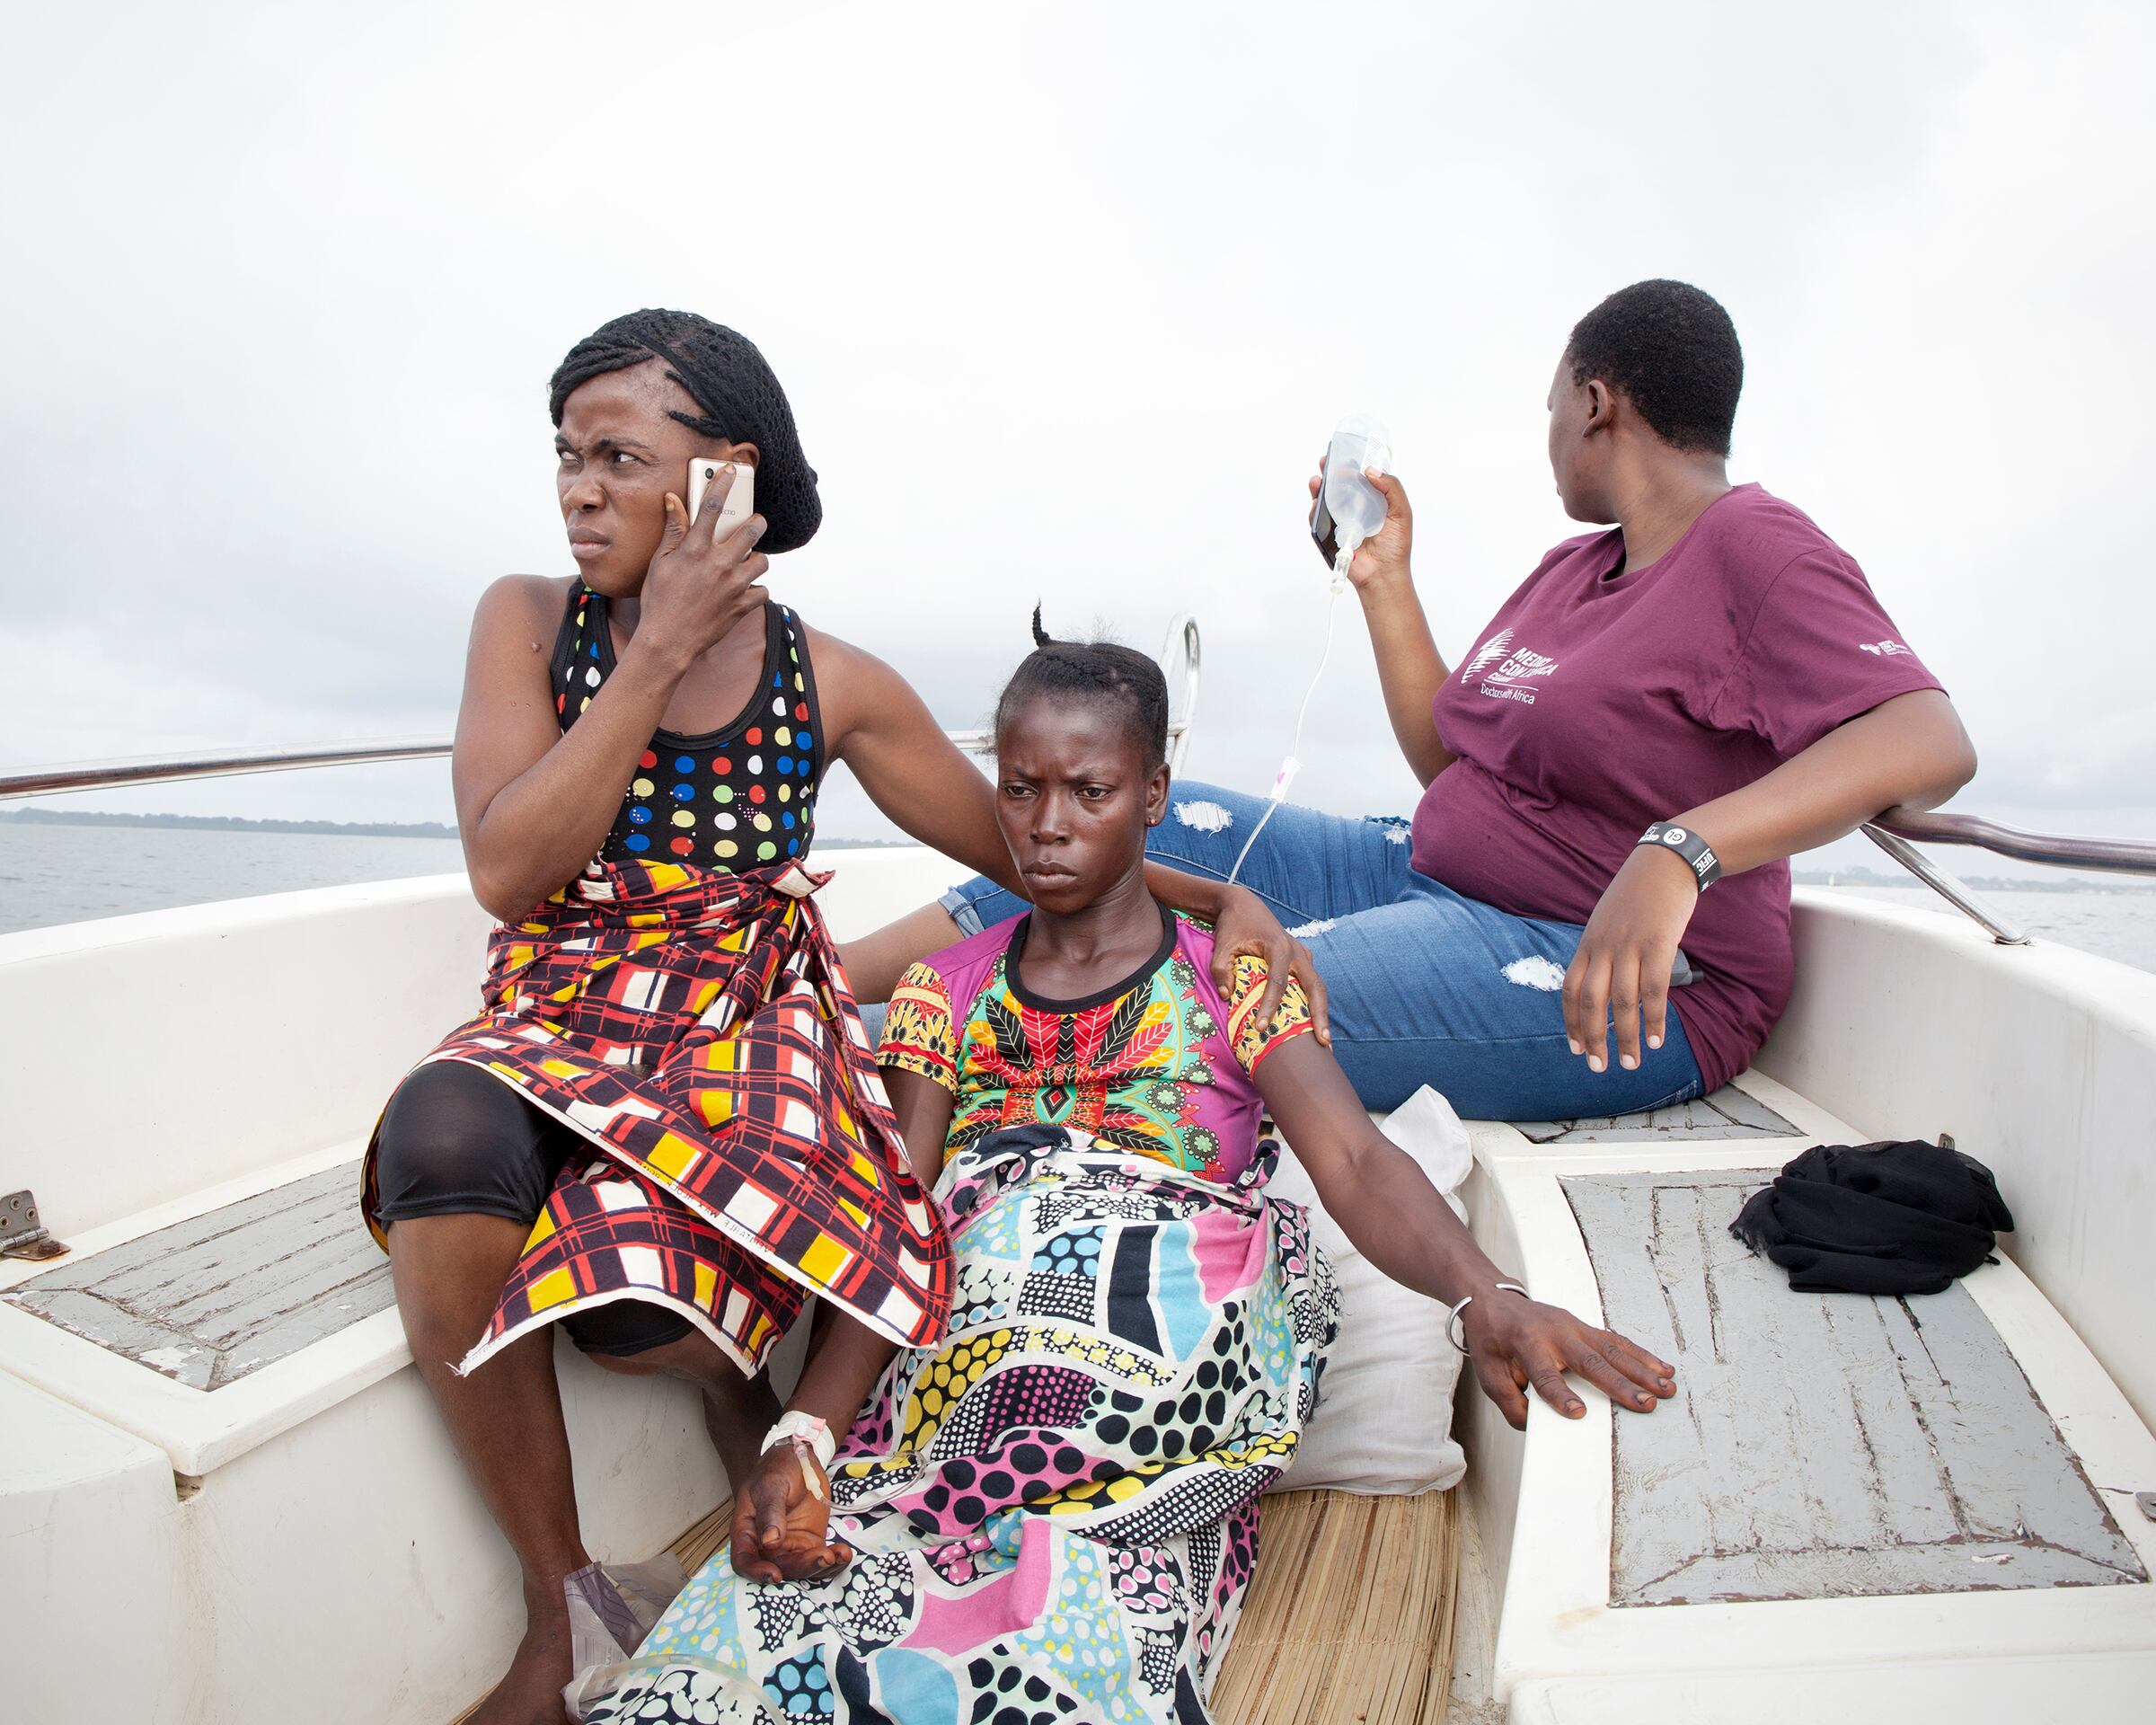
[1638,821,1721,892]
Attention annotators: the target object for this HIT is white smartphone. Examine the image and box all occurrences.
[685,459,755,534]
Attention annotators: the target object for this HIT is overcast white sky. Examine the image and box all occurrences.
[5,1,2152,877]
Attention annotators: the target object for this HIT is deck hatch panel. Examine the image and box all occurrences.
[1565,1166,2146,1606]
[2,1160,391,1390]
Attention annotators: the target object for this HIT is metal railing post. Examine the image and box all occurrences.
[1859,823,2029,944]
[1854,808,2156,942]
[1162,611,1202,775]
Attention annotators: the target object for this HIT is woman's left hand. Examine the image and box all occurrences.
[730,1444,853,1586]
[1464,1291,1676,1429]
[1213,886,1330,1044]
[1562,845,1699,1074]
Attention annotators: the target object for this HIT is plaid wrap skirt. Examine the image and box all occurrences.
[361,857,952,1375]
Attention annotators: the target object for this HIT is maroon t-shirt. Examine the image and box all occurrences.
[1409,482,1942,1090]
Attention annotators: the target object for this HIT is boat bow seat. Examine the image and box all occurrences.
[1456,1066,2156,1715]
[4,1155,391,1393]
[0,851,1003,1721]
[0,1137,738,1724]
[1507,1652,2156,1725]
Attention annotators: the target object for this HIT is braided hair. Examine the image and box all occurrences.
[548,309,823,553]
[996,607,1170,769]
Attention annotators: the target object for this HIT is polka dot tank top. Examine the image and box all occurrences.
[549,585,823,871]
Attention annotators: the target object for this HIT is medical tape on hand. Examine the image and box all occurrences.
[762,1411,835,1500]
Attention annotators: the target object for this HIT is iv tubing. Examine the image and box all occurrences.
[1226,553,1351,887]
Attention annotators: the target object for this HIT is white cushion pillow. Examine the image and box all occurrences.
[1268,1084,1471,1496]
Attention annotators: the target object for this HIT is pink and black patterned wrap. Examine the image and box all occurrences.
[582,1124,1339,1724]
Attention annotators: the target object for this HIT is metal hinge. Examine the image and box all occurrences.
[0,1190,68,1262]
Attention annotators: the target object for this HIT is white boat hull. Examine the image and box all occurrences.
[0,852,966,1724]
[4,859,2153,1722]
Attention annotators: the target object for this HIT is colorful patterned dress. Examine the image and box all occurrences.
[584,909,1340,1725]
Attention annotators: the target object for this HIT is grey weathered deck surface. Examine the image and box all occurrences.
[1566,1167,2145,1606]
[1513,1082,1799,1144]
[4,1160,390,1390]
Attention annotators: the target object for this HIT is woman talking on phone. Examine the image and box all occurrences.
[895,279,1979,1122]
[362,310,1313,1725]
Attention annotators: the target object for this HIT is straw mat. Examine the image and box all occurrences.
[457,1488,1458,1723]
[1209,1489,1459,1725]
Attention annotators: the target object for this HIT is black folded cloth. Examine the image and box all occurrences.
[1729,1139,2015,1296]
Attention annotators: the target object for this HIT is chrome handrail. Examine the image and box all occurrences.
[1855,809,2156,946]
[0,614,1208,801]
[1858,825,2029,945]
[1869,808,2156,876]
[12,603,2144,955]
[0,739,455,801]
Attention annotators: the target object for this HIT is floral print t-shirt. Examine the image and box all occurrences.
[877,906,1312,1183]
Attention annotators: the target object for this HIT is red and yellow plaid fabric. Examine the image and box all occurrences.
[362,858,950,1375]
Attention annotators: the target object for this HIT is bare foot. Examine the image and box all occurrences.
[466,1582,575,1725]
[702,1373,780,1487]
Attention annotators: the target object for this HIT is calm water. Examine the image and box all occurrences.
[3,824,2153,976]
[1824,883,2156,974]
[0,823,469,933]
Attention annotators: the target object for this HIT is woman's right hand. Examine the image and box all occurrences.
[637,464,771,669]
[729,1442,853,1586]
[1308,462,1415,594]
[1462,1289,1676,1430]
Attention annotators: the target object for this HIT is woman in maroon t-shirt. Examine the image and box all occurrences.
[929,279,1979,1120]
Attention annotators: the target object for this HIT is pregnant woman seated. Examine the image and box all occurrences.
[579,620,1674,1725]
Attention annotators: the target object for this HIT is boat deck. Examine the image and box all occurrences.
[6,1063,2154,1724]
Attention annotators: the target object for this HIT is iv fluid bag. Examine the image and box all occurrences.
[1324,414,1393,560]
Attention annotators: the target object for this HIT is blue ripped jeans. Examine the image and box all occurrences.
[939,779,1704,1122]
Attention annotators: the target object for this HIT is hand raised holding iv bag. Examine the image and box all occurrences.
[1323,414,1392,553]
[1309,415,1412,594]
[1234,415,1405,886]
